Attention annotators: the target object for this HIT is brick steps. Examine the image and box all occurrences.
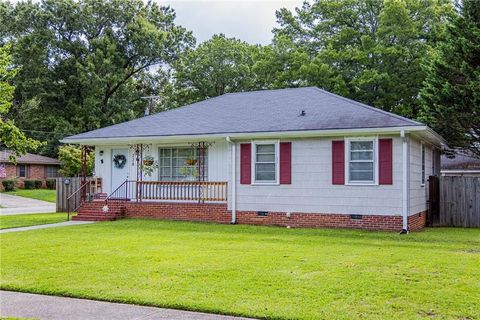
[74,200,127,222]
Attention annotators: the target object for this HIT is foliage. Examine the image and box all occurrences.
[1,220,479,319]
[58,145,94,177]
[46,179,56,190]
[0,44,42,160]
[141,155,157,177]
[163,34,260,107]
[419,1,480,157]
[1,0,194,156]
[271,0,454,117]
[0,212,67,230]
[23,180,35,189]
[6,188,56,203]
[34,180,42,189]
[1,179,15,191]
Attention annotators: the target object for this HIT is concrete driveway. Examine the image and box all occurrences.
[0,291,256,320]
[0,193,56,215]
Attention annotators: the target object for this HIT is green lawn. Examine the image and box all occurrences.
[1,220,479,319]
[3,189,56,203]
[0,213,68,230]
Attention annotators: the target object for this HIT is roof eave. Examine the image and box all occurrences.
[61,125,433,145]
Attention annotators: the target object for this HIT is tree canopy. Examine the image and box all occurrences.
[1,0,194,156]
[0,44,42,160]
[2,0,478,157]
[419,0,480,157]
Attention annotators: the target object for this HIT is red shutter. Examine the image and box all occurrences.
[332,140,345,185]
[280,142,292,184]
[379,138,393,185]
[240,143,251,184]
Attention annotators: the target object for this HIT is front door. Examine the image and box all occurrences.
[111,149,129,191]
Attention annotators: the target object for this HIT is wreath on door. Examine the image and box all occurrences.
[113,154,127,169]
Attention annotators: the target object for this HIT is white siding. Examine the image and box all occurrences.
[235,136,403,215]
[409,137,433,215]
[92,134,429,218]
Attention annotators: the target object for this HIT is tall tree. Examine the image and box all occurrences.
[164,34,259,107]
[0,44,41,159]
[2,0,194,156]
[419,1,480,157]
[272,0,454,117]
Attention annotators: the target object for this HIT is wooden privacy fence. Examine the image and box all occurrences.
[431,176,480,227]
[56,177,102,212]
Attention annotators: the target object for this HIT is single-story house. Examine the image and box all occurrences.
[441,153,480,177]
[62,87,445,231]
[0,150,61,188]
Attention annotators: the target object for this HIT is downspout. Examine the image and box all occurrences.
[226,136,236,224]
[401,130,409,234]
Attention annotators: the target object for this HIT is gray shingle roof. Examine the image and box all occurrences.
[0,150,61,165]
[64,87,422,141]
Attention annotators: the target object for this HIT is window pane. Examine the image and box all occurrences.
[256,163,275,173]
[350,151,373,160]
[350,171,374,181]
[19,165,26,177]
[256,144,275,154]
[256,153,275,162]
[351,141,373,151]
[350,162,373,171]
[256,172,275,181]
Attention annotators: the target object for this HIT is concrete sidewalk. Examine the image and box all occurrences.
[0,221,94,234]
[0,193,56,215]
[0,291,255,320]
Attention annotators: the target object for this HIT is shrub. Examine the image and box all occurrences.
[34,180,43,189]
[2,180,15,191]
[24,180,35,189]
[46,179,56,190]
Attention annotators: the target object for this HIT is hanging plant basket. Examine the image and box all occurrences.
[143,159,154,166]
[186,159,197,166]
[142,155,155,166]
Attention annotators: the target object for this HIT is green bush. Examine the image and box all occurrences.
[46,179,56,190]
[34,180,43,189]
[24,180,35,189]
[2,180,15,191]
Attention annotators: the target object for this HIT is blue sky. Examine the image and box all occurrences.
[158,0,303,45]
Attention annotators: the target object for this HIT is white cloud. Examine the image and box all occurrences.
[157,0,303,45]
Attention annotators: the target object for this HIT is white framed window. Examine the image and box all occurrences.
[421,143,426,186]
[252,140,279,184]
[158,147,208,181]
[346,137,378,185]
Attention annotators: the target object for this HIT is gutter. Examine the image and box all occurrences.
[401,130,409,234]
[225,136,236,224]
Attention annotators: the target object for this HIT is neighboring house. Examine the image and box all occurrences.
[441,153,480,176]
[0,150,61,188]
[62,87,445,232]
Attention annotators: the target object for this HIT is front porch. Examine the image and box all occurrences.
[73,180,228,221]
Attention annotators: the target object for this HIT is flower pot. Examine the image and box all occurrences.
[143,159,154,166]
[186,159,197,166]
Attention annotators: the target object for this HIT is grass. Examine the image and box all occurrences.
[0,213,68,230]
[0,220,479,319]
[3,189,56,203]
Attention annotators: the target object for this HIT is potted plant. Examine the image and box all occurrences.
[185,158,197,166]
[179,165,199,181]
[141,155,158,177]
[143,155,155,166]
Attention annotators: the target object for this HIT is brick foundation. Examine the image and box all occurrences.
[75,200,427,231]
[407,211,427,231]
[124,202,232,224]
